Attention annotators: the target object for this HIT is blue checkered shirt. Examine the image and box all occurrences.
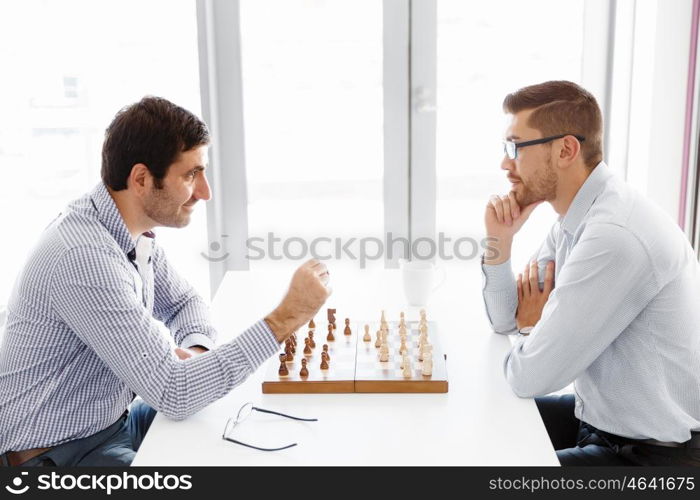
[0,183,279,453]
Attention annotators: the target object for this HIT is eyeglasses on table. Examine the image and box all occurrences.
[222,402,318,452]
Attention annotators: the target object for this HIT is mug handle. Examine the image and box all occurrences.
[432,265,447,292]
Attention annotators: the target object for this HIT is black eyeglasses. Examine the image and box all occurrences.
[503,134,585,160]
[222,402,318,452]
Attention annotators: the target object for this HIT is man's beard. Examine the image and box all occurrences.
[512,158,558,207]
[143,186,192,229]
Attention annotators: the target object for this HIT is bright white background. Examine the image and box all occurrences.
[0,0,695,307]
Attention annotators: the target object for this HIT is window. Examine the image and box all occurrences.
[239,0,384,270]
[0,0,207,303]
[435,0,585,267]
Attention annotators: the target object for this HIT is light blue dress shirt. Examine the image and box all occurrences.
[482,162,700,442]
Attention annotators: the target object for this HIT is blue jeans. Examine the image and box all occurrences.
[22,399,157,467]
[535,394,700,466]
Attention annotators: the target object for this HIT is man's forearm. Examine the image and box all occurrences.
[484,235,513,266]
[482,258,518,335]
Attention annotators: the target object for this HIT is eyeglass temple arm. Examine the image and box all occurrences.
[223,436,298,452]
[252,406,318,422]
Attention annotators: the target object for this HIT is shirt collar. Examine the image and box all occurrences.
[89,182,138,258]
[560,161,613,235]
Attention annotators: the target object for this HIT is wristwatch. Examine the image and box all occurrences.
[518,326,534,336]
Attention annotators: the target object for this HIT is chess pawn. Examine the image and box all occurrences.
[327,324,335,341]
[278,353,289,376]
[320,356,329,370]
[303,338,312,355]
[321,350,330,369]
[399,338,408,355]
[421,351,433,376]
[419,343,432,362]
[379,343,389,362]
[284,344,294,362]
[322,344,331,362]
[363,324,371,342]
[309,318,315,329]
[300,358,309,378]
[308,331,316,348]
[402,355,412,378]
[375,329,382,348]
[344,318,352,336]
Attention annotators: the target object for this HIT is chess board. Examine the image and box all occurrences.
[262,317,448,394]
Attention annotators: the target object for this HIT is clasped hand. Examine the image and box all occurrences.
[516,259,555,330]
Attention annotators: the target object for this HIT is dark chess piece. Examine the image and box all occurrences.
[327,324,335,341]
[300,358,309,378]
[278,353,289,376]
[344,318,351,336]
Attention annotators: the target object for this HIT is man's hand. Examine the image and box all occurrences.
[265,259,332,343]
[516,260,555,330]
[484,193,541,265]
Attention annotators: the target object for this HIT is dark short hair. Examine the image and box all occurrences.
[101,96,210,190]
[503,81,603,169]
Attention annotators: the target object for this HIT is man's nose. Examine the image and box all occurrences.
[195,173,212,201]
[501,156,515,171]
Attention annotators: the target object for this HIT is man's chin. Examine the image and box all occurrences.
[153,215,191,229]
[512,189,540,208]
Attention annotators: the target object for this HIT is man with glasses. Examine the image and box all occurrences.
[0,97,331,466]
[482,80,700,465]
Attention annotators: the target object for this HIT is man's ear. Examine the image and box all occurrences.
[127,163,150,192]
[557,135,582,168]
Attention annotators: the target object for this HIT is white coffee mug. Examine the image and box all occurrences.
[399,259,446,306]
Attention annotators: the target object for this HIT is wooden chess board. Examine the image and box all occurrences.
[262,318,448,394]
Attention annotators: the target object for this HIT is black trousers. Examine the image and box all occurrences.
[535,394,700,466]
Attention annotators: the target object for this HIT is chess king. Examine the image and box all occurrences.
[0,97,331,467]
[483,80,700,466]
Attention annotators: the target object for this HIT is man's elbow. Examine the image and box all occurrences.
[505,364,555,398]
[160,409,190,421]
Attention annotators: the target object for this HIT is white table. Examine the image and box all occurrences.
[133,263,558,466]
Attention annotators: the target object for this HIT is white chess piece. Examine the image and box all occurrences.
[399,337,408,355]
[363,324,371,342]
[379,342,389,362]
[421,351,433,376]
[419,342,432,362]
[402,354,412,378]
